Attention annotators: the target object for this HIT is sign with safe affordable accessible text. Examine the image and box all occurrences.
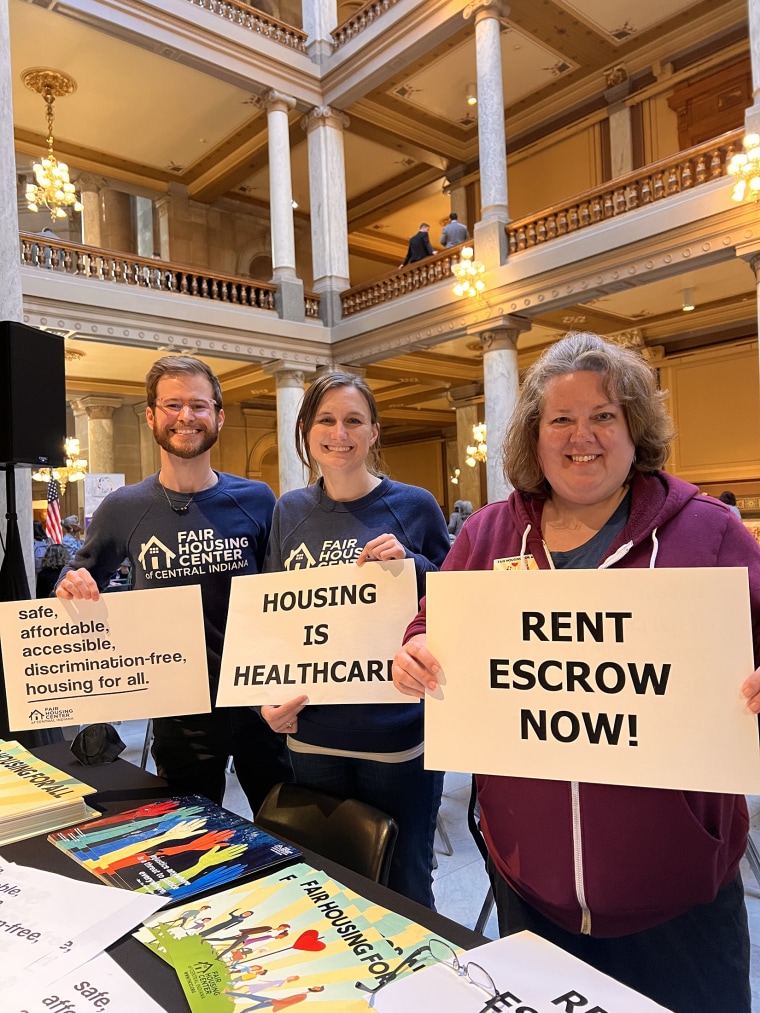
[217,560,418,706]
[424,567,760,793]
[0,586,210,730]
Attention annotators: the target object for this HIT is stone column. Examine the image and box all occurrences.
[0,0,34,592]
[78,173,103,248]
[748,0,760,132]
[448,384,484,509]
[738,245,760,380]
[302,0,338,64]
[99,189,133,253]
[134,402,157,478]
[263,362,306,493]
[155,182,202,265]
[303,106,350,326]
[77,397,123,474]
[466,0,510,270]
[266,91,305,322]
[475,317,530,502]
[605,67,633,179]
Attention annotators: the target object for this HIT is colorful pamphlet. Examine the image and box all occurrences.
[137,861,462,1012]
[48,795,301,902]
[0,738,98,845]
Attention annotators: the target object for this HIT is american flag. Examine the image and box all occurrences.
[45,478,63,543]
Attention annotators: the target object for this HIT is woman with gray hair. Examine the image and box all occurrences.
[393,332,760,1011]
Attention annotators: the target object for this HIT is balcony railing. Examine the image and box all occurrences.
[505,129,742,253]
[186,0,308,52]
[19,233,321,319]
[331,0,398,49]
[340,244,468,317]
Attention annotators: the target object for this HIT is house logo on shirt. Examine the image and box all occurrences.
[284,543,317,569]
[138,536,176,571]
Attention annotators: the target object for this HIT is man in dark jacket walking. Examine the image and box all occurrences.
[400,223,434,266]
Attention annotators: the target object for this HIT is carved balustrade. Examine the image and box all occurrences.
[186,0,308,51]
[340,244,468,317]
[331,0,397,48]
[18,234,304,314]
[505,129,742,254]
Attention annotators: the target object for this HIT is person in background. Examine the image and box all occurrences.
[36,543,71,598]
[400,223,434,267]
[719,490,742,519]
[439,211,469,248]
[261,370,451,907]
[33,520,50,575]
[55,355,291,812]
[392,332,760,1012]
[61,515,83,559]
[447,499,473,542]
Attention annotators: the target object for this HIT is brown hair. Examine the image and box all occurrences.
[504,332,674,497]
[145,355,223,410]
[296,371,383,481]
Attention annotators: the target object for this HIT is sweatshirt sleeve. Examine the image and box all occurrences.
[716,513,760,669]
[56,494,130,592]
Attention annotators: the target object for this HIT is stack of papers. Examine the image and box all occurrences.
[0,854,167,1012]
[0,739,97,845]
[138,861,462,1011]
[48,795,301,903]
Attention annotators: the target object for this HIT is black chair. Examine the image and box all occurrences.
[467,774,495,934]
[255,782,398,886]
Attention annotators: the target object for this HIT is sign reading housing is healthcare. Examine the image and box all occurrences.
[0,586,210,730]
[217,559,418,706]
[424,567,760,794]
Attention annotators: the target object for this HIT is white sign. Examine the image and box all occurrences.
[83,473,125,527]
[375,930,669,1011]
[217,560,419,706]
[0,586,210,730]
[425,567,760,793]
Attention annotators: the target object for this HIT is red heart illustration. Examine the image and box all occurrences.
[293,929,326,952]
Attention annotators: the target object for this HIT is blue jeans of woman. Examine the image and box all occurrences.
[289,749,444,909]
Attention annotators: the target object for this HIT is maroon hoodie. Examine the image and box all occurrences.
[405,471,760,936]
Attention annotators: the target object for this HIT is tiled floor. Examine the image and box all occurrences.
[115,719,759,1008]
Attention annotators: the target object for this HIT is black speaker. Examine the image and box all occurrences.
[0,321,66,466]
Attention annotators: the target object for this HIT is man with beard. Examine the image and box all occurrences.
[56,356,290,810]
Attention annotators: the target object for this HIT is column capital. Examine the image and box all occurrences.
[262,360,306,388]
[737,241,760,279]
[265,90,296,114]
[464,0,509,22]
[76,172,106,193]
[301,106,350,134]
[468,316,531,351]
[75,396,123,420]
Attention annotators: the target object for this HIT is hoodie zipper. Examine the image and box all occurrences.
[523,524,660,934]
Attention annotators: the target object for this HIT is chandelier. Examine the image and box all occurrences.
[452,246,486,298]
[32,438,88,495]
[465,423,487,467]
[727,132,760,203]
[22,69,83,220]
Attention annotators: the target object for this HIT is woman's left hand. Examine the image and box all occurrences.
[356,533,405,565]
[742,667,760,713]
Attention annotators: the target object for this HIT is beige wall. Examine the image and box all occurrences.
[661,341,760,487]
[382,439,446,509]
[508,121,605,220]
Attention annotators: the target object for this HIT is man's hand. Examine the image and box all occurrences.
[55,567,100,601]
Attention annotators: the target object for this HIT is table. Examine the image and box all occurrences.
[2,743,486,1011]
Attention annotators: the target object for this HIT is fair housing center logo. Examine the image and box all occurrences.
[285,538,361,569]
[137,526,250,580]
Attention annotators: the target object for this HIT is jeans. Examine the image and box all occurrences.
[488,859,751,1013]
[152,707,292,813]
[289,749,444,908]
